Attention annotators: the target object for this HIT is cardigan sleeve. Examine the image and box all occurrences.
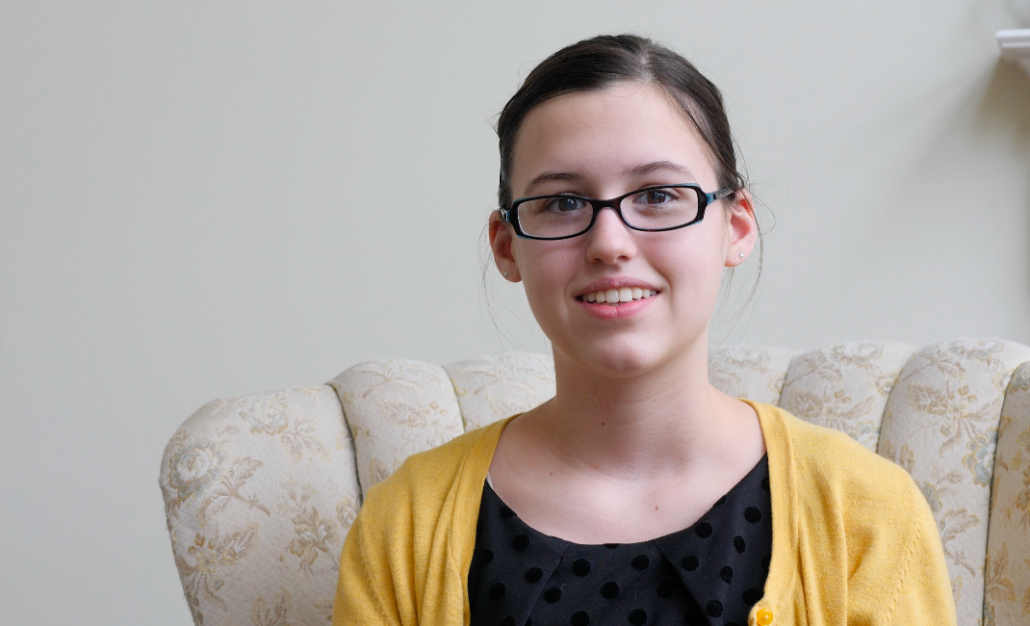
[877,495,957,626]
[332,470,420,626]
[331,507,403,626]
[846,475,958,626]
[330,424,493,626]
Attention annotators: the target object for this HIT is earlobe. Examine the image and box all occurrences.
[724,192,757,267]
[488,211,522,282]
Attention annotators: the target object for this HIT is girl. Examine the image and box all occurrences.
[333,34,956,626]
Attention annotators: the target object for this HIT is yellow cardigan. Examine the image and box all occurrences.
[332,402,957,626]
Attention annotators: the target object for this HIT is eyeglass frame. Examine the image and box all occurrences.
[500,183,736,241]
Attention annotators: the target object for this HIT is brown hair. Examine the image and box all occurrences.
[496,34,748,210]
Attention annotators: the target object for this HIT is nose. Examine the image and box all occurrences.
[584,206,637,265]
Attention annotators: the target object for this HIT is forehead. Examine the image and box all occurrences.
[510,82,717,194]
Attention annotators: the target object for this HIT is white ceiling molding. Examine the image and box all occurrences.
[997,29,1030,78]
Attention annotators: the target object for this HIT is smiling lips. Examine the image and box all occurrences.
[580,287,658,305]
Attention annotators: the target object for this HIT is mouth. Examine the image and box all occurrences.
[576,287,660,305]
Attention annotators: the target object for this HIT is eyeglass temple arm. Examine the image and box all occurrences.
[706,188,736,205]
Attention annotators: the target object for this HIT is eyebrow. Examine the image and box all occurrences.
[521,161,698,196]
[627,160,697,180]
[522,171,583,196]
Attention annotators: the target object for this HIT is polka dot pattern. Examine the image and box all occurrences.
[490,582,506,599]
[525,567,543,583]
[720,566,733,583]
[707,599,724,617]
[573,559,591,576]
[468,455,772,626]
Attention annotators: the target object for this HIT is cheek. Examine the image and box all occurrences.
[649,236,726,297]
[515,244,578,306]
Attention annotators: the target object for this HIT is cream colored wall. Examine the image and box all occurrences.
[1,1,1028,624]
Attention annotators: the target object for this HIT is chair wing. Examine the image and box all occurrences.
[877,340,1030,626]
[159,385,361,626]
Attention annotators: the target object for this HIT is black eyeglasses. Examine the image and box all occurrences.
[501,184,734,240]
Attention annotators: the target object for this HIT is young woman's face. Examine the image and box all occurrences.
[490,81,755,377]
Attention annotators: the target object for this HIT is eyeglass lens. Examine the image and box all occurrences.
[516,186,700,239]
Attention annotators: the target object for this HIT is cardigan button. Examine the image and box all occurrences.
[756,608,774,625]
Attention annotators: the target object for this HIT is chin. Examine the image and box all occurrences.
[555,338,672,379]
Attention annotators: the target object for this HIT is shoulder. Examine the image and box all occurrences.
[754,404,955,623]
[757,402,927,524]
[335,420,507,626]
[358,417,507,520]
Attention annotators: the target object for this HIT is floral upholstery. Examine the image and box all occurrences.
[779,341,915,451]
[877,340,1030,626]
[708,345,798,405]
[160,386,362,626]
[444,352,556,432]
[328,359,466,495]
[985,362,1030,625]
[161,340,1030,626]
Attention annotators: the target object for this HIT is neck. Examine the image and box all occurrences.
[532,339,743,480]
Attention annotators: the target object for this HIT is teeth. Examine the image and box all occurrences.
[582,288,658,304]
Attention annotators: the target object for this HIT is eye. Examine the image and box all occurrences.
[629,187,695,211]
[543,196,588,213]
[643,189,673,205]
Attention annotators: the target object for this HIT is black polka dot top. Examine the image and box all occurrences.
[468,455,772,626]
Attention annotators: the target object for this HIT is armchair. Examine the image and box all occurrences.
[159,339,1030,626]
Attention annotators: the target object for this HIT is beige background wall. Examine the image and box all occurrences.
[2,1,1029,624]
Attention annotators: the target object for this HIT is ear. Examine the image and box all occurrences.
[488,211,522,281]
[724,190,757,267]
